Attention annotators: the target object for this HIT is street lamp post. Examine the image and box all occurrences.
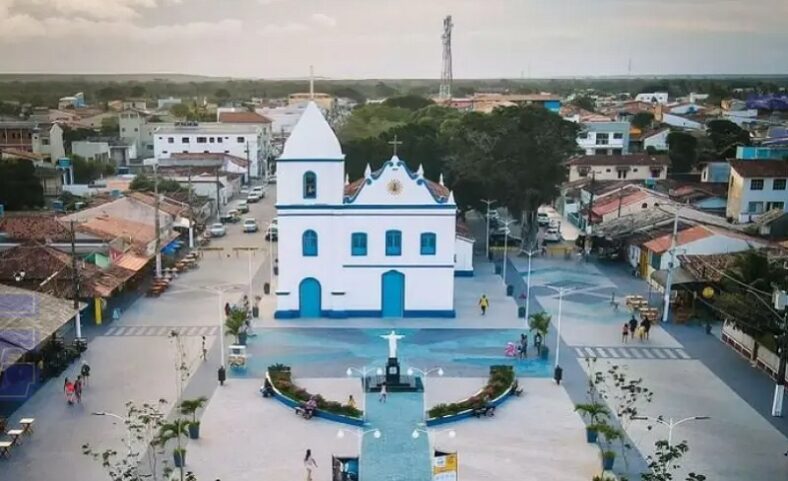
[501,219,516,291]
[407,367,444,413]
[412,428,456,456]
[337,428,381,455]
[481,199,496,258]
[542,285,573,372]
[144,158,162,278]
[347,366,383,421]
[92,411,133,456]
[632,415,710,446]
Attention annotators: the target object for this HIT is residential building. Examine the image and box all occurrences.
[157,97,182,110]
[79,111,118,130]
[726,160,788,223]
[667,103,705,115]
[275,102,462,319]
[0,121,34,152]
[57,92,86,110]
[701,162,731,183]
[32,123,65,161]
[629,128,669,153]
[588,186,668,224]
[566,153,670,182]
[123,99,147,110]
[153,123,269,179]
[0,149,63,196]
[159,152,249,177]
[736,146,788,160]
[288,92,335,110]
[634,92,669,104]
[576,121,631,156]
[118,109,149,155]
[72,140,111,162]
[659,113,704,130]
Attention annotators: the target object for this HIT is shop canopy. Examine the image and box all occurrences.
[649,268,697,289]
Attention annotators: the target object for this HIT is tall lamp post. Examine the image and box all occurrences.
[412,427,456,456]
[347,366,383,420]
[542,285,573,377]
[92,411,134,456]
[501,218,516,291]
[337,428,381,455]
[632,415,710,447]
[143,158,162,278]
[481,199,496,258]
[407,367,444,413]
[771,289,787,417]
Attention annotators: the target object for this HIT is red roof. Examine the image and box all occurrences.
[591,190,649,218]
[218,112,272,124]
[0,214,71,242]
[730,160,788,178]
[643,226,714,254]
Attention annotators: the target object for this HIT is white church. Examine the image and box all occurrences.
[273,102,474,319]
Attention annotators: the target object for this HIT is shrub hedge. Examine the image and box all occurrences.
[427,365,515,419]
[268,364,363,418]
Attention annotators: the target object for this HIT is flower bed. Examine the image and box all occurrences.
[266,364,363,423]
[427,365,516,425]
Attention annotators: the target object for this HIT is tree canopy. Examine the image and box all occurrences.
[631,112,655,130]
[383,95,434,111]
[0,159,44,210]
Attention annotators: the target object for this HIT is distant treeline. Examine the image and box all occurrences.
[1,76,787,108]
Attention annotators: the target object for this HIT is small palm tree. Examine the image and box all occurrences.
[224,308,247,344]
[574,402,609,424]
[528,311,551,354]
[158,418,191,470]
[179,396,208,424]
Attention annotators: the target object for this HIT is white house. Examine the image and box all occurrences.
[153,123,268,179]
[726,160,788,223]
[635,92,669,104]
[31,123,65,161]
[72,140,111,162]
[576,121,631,156]
[661,113,704,131]
[566,153,670,182]
[275,102,465,319]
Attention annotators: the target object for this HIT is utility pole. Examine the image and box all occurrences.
[187,166,195,249]
[661,205,681,323]
[153,162,162,278]
[246,140,251,186]
[585,172,596,256]
[771,289,787,417]
[69,220,83,340]
[215,166,221,219]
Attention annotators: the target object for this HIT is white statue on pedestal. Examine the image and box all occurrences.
[381,330,405,359]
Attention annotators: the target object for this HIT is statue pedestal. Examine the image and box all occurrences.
[368,357,422,393]
[385,357,401,385]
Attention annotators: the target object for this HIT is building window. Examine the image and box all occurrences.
[203,150,209,153]
[121,128,126,133]
[578,168,589,178]
[197,137,207,143]
[163,150,168,154]
[42,138,49,145]
[617,170,628,179]
[168,137,174,144]
[766,201,785,211]
[605,168,612,173]
[303,171,317,199]
[134,128,138,132]
[578,132,588,139]
[750,179,764,190]
[237,137,244,144]
[632,168,638,172]
[748,201,764,213]
[596,133,609,145]
[385,230,402,256]
[351,233,367,256]
[773,178,786,190]
[420,233,437,255]
[302,230,318,256]
[224,150,230,154]
[217,137,223,143]
[147,145,153,150]
[182,137,190,144]
[612,149,622,155]
[650,168,661,178]
[613,132,623,140]
[209,137,215,143]
[182,150,188,153]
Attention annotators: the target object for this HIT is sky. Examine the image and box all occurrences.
[0,0,786,78]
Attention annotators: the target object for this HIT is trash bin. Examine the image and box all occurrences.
[494,263,502,275]
[264,282,270,295]
[518,306,526,318]
[273,266,279,276]
[252,306,259,318]
[506,285,514,296]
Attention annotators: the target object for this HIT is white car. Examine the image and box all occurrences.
[236,200,249,213]
[247,192,261,203]
[251,186,266,198]
[242,218,258,233]
[209,223,226,237]
[549,217,561,229]
[537,212,550,226]
[544,227,561,243]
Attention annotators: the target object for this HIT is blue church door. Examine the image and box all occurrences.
[299,278,321,318]
[381,271,405,318]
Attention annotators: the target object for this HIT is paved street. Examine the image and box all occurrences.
[1,188,278,481]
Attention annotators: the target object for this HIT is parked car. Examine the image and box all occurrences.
[236,200,249,214]
[544,227,562,243]
[247,192,261,203]
[209,223,226,237]
[242,218,259,233]
[267,174,277,184]
[548,217,561,229]
[251,186,266,198]
[537,212,550,226]
[265,225,278,242]
[219,210,240,224]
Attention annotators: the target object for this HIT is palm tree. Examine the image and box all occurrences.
[158,418,190,475]
[179,396,208,439]
[224,308,247,344]
[528,311,551,354]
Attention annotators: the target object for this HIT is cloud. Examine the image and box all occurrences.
[258,22,309,36]
[310,13,337,28]
[26,0,158,20]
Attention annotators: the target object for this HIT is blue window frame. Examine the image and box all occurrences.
[302,230,318,256]
[420,233,436,255]
[303,171,317,199]
[385,230,402,256]
[351,233,367,256]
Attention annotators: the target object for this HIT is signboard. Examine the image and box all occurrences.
[432,452,458,481]
[57,158,71,169]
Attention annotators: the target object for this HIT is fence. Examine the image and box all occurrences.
[721,321,787,383]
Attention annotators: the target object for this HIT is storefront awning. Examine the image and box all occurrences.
[650,268,696,288]
[115,253,150,272]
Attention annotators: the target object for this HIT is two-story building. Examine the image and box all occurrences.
[576,121,631,156]
[566,153,670,182]
[726,160,788,223]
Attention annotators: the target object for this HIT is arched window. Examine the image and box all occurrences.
[302,230,318,256]
[420,233,436,255]
[303,171,317,199]
[351,232,367,256]
[385,230,402,256]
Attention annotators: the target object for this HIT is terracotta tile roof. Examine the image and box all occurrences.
[591,190,650,217]
[0,214,71,243]
[425,180,450,202]
[218,112,272,124]
[77,215,156,247]
[343,177,366,198]
[643,225,714,254]
[456,219,475,240]
[567,153,670,167]
[126,191,188,218]
[0,148,47,161]
[730,159,788,178]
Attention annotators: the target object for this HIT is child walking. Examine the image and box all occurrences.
[478,295,489,315]
[621,322,629,343]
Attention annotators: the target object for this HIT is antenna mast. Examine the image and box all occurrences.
[439,15,453,100]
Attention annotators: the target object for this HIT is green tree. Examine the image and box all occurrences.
[706,119,750,158]
[129,173,185,194]
[130,85,146,98]
[100,116,119,136]
[666,132,698,173]
[641,440,707,481]
[338,104,411,141]
[71,155,114,184]
[0,158,45,210]
[632,112,655,130]
[528,311,551,354]
[570,95,596,112]
[170,103,190,119]
[383,95,434,111]
[63,127,96,153]
[214,88,231,101]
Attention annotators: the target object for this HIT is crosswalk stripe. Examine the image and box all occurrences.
[627,348,642,358]
[607,348,620,358]
[584,347,596,357]
[640,349,655,359]
[652,349,667,359]
[597,348,609,357]
[106,327,119,336]
[661,349,677,359]
[676,350,691,359]
[575,348,585,357]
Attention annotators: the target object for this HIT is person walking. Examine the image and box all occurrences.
[621,322,629,343]
[379,382,387,403]
[64,378,75,405]
[74,375,83,404]
[304,449,317,481]
[478,295,489,316]
[628,315,637,339]
[80,361,91,388]
[641,318,652,341]
[519,333,528,359]
[201,336,208,361]
[224,302,231,317]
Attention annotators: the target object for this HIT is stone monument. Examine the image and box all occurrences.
[374,330,421,392]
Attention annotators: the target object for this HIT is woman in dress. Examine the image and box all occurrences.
[304,449,317,481]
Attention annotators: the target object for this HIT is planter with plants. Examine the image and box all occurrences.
[528,312,551,358]
[179,396,208,439]
[574,402,609,443]
[426,365,516,424]
[225,307,248,346]
[266,365,363,423]
[596,423,622,471]
[158,419,191,471]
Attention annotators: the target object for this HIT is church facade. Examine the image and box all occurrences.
[274,102,472,319]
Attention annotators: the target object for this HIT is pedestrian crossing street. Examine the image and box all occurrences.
[101,325,220,337]
[573,345,691,360]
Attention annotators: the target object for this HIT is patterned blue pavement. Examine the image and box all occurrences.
[231,327,552,378]
[360,392,431,481]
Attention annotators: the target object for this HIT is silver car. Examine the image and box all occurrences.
[209,223,226,237]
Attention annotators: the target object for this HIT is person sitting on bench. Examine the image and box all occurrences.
[297,396,318,419]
